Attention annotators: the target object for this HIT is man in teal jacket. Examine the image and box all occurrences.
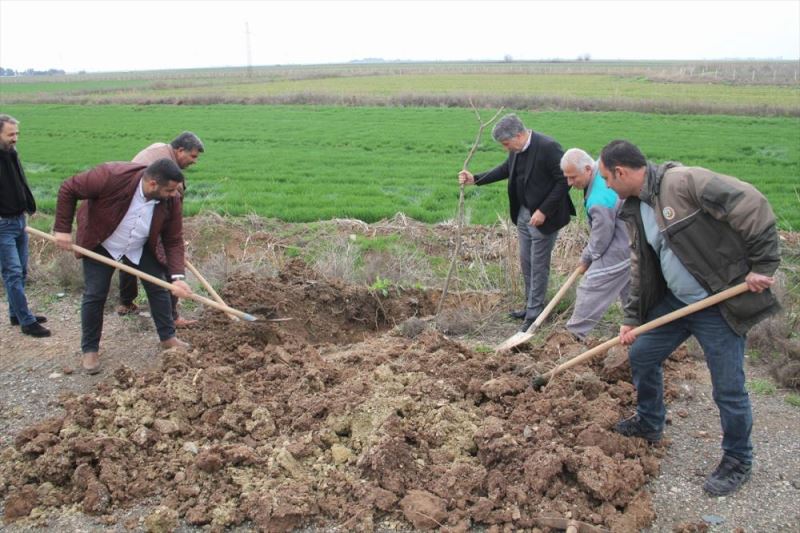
[560,148,630,340]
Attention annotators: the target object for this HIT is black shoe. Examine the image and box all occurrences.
[508,309,526,320]
[10,315,47,326]
[519,318,535,333]
[613,414,662,443]
[21,321,51,337]
[566,330,586,343]
[703,455,751,496]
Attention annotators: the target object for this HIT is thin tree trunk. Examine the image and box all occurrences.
[437,102,504,315]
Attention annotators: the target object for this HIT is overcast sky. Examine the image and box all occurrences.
[1,0,798,73]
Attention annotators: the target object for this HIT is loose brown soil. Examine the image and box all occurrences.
[0,258,703,532]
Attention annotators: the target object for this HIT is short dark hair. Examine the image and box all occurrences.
[600,140,647,170]
[170,131,204,153]
[144,158,185,185]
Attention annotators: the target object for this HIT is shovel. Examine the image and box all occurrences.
[495,266,583,352]
[530,282,750,390]
[26,226,258,322]
[184,258,240,322]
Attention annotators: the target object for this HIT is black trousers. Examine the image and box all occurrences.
[119,265,179,319]
[82,246,174,353]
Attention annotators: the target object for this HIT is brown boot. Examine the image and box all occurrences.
[116,303,139,316]
[82,352,102,374]
[160,337,190,350]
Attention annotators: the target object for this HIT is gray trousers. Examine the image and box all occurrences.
[517,207,558,321]
[566,261,630,339]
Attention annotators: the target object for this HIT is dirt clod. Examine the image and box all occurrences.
[3,485,38,523]
[400,489,448,530]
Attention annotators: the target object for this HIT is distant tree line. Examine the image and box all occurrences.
[0,67,66,77]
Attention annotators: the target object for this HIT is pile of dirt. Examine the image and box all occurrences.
[206,258,439,345]
[0,260,696,531]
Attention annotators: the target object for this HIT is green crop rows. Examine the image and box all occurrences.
[4,104,799,229]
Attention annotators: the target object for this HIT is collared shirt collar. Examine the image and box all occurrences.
[520,130,532,152]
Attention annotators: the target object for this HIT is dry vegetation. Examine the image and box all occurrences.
[4,60,799,85]
[3,61,798,116]
[23,212,800,390]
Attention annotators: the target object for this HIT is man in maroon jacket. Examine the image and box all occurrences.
[53,159,192,374]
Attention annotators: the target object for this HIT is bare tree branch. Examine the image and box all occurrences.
[437,101,504,315]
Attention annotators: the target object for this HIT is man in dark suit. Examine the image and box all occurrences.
[459,114,575,332]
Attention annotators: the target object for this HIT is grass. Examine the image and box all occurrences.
[2,61,798,115]
[786,394,800,407]
[353,235,401,253]
[747,379,777,395]
[4,104,799,230]
[369,276,392,297]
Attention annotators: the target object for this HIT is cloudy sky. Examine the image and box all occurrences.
[1,0,798,73]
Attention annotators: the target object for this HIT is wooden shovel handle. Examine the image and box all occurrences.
[184,258,239,321]
[527,265,584,332]
[542,282,750,380]
[26,226,256,321]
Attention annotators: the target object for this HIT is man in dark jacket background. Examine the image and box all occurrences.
[0,114,50,338]
[54,159,192,374]
[598,139,780,496]
[458,114,575,332]
[116,131,205,327]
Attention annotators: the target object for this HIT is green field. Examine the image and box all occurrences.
[4,104,799,230]
[3,61,798,115]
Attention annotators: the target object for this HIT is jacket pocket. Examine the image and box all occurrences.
[664,212,748,292]
[723,290,777,332]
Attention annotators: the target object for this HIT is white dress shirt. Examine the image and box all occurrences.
[102,179,159,265]
[520,129,532,152]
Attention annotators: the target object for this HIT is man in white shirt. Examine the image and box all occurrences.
[53,159,192,374]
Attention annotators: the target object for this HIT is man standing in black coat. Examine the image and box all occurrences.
[459,114,575,332]
[0,114,50,337]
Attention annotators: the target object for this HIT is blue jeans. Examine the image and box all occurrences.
[81,245,175,353]
[0,214,36,327]
[629,291,752,463]
[517,207,558,320]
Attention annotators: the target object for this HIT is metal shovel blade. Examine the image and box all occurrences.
[494,266,583,353]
